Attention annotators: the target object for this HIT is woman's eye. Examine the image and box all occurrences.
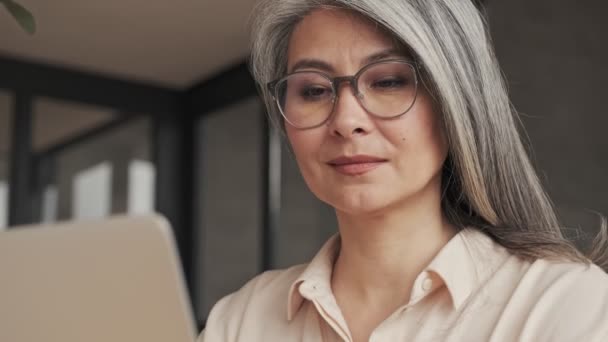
[371,77,408,89]
[300,86,330,100]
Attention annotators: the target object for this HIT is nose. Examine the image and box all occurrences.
[327,81,374,138]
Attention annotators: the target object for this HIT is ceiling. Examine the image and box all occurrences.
[0,0,259,162]
[0,0,259,89]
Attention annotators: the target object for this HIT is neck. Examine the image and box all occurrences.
[331,184,457,306]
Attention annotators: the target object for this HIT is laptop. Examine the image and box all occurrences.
[0,214,198,342]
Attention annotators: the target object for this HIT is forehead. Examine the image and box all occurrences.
[287,8,399,67]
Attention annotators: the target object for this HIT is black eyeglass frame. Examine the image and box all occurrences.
[267,58,420,129]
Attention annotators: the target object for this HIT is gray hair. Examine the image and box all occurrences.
[249,0,608,270]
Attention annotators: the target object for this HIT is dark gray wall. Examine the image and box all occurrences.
[488,0,608,242]
[196,97,263,318]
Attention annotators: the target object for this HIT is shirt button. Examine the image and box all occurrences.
[422,277,433,292]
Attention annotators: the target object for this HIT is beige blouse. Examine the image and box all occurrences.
[198,228,608,341]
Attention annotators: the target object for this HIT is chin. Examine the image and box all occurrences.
[323,189,397,217]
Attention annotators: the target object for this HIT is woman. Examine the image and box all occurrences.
[200,0,608,341]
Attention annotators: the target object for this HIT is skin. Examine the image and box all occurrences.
[286,8,457,342]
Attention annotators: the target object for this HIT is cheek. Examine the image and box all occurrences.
[286,127,309,159]
[286,130,331,203]
[385,107,448,172]
[405,94,447,153]
[286,127,322,174]
[426,112,449,158]
[418,113,446,151]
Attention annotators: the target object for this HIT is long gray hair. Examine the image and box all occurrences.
[249,0,608,271]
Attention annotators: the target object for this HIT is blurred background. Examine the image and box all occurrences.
[0,0,606,329]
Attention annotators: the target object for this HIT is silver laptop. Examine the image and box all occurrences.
[0,214,197,342]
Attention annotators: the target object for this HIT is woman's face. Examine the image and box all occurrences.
[285,9,448,216]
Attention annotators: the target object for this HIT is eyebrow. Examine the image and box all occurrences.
[289,59,335,74]
[364,48,406,64]
[288,48,408,74]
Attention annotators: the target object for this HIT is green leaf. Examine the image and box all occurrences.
[1,0,36,34]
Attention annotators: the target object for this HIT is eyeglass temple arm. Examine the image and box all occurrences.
[267,81,277,94]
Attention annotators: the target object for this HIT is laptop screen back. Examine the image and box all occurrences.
[0,215,196,342]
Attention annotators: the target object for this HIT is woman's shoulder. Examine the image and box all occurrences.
[198,264,307,341]
[513,259,608,340]
[524,258,608,293]
[501,255,608,310]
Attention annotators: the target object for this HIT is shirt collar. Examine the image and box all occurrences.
[287,234,340,321]
[425,228,510,309]
[286,228,510,320]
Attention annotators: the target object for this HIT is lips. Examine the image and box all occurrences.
[327,155,388,175]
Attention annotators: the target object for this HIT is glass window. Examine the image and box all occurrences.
[32,97,153,223]
[41,185,58,223]
[127,160,156,215]
[72,162,112,220]
[0,181,7,230]
[0,90,12,230]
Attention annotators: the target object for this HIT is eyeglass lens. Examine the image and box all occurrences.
[275,61,417,128]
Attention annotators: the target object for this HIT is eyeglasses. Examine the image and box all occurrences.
[267,59,419,129]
